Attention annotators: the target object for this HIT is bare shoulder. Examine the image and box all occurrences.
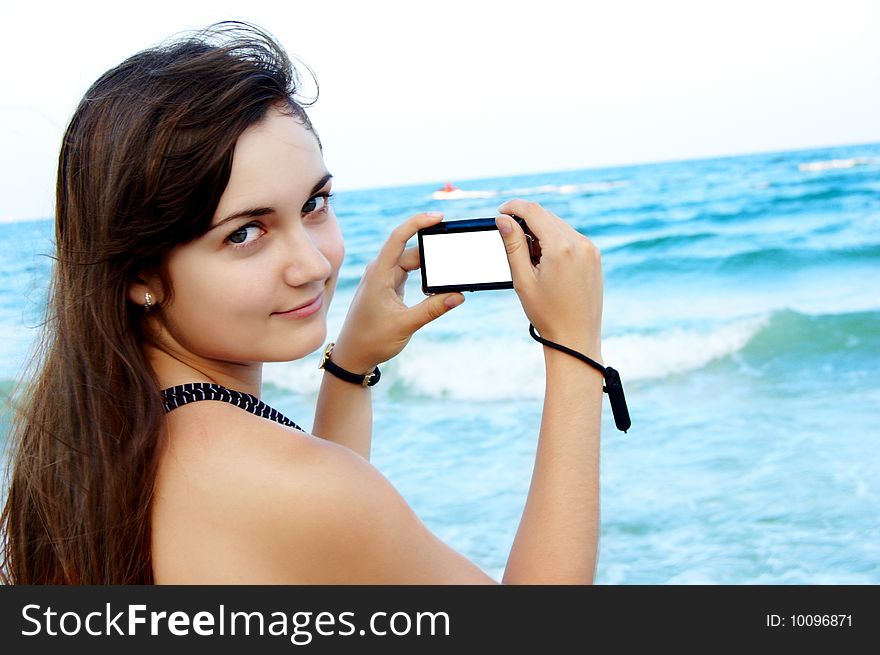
[152,401,497,584]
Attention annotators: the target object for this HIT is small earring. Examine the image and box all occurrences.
[144,292,153,312]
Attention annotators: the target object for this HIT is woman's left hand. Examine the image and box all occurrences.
[330,212,465,374]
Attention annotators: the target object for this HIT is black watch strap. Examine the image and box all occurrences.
[319,342,381,387]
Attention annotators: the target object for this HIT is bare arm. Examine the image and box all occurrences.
[311,341,374,461]
[494,198,606,584]
[502,345,603,584]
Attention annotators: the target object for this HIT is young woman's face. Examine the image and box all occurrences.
[157,106,344,364]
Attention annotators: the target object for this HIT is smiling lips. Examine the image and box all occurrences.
[274,291,324,319]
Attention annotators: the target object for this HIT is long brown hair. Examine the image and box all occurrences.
[0,22,317,583]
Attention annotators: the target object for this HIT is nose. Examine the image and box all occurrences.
[280,224,333,288]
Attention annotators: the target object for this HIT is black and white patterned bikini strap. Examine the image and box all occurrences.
[160,382,303,431]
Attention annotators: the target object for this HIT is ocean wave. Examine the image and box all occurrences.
[263,316,770,401]
[588,179,878,233]
[603,231,717,254]
[603,318,768,384]
[588,217,671,236]
[735,308,880,361]
[6,308,872,408]
[769,186,879,206]
[694,187,878,225]
[598,201,669,217]
[607,242,880,279]
[585,186,877,240]
[262,307,880,402]
[716,243,880,272]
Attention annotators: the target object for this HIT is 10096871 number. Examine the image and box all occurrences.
[790,614,852,627]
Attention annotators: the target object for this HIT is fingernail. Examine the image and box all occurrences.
[445,294,464,309]
[497,216,512,235]
[426,211,444,218]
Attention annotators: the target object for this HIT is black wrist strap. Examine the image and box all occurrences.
[319,342,381,387]
[528,323,631,433]
[323,357,381,387]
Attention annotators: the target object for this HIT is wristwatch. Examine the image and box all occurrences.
[319,342,381,387]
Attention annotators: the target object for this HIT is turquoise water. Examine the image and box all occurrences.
[2,143,878,583]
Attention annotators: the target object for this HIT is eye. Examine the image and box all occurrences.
[225,222,265,249]
[302,192,334,215]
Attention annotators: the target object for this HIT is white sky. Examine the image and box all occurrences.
[1,0,878,220]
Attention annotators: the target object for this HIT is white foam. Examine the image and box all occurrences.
[506,180,628,196]
[261,316,769,402]
[430,189,498,200]
[797,157,875,172]
[262,351,327,395]
[602,316,768,382]
[396,337,544,400]
[428,180,628,202]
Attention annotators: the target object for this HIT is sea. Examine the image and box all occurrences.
[1,142,878,584]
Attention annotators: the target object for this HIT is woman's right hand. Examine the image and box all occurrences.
[495,199,604,362]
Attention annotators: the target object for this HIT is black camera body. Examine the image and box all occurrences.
[417,217,541,294]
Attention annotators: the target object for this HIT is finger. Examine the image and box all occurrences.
[496,198,565,243]
[398,246,421,272]
[405,292,464,331]
[495,214,536,285]
[376,212,443,270]
[391,247,420,297]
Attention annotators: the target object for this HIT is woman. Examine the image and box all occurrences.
[0,22,605,584]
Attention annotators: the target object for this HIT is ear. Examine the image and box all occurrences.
[127,274,162,310]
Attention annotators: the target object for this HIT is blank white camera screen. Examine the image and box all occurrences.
[422,230,511,287]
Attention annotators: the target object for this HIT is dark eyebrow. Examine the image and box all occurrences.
[208,172,334,232]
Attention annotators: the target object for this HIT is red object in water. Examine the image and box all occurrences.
[442,182,457,192]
